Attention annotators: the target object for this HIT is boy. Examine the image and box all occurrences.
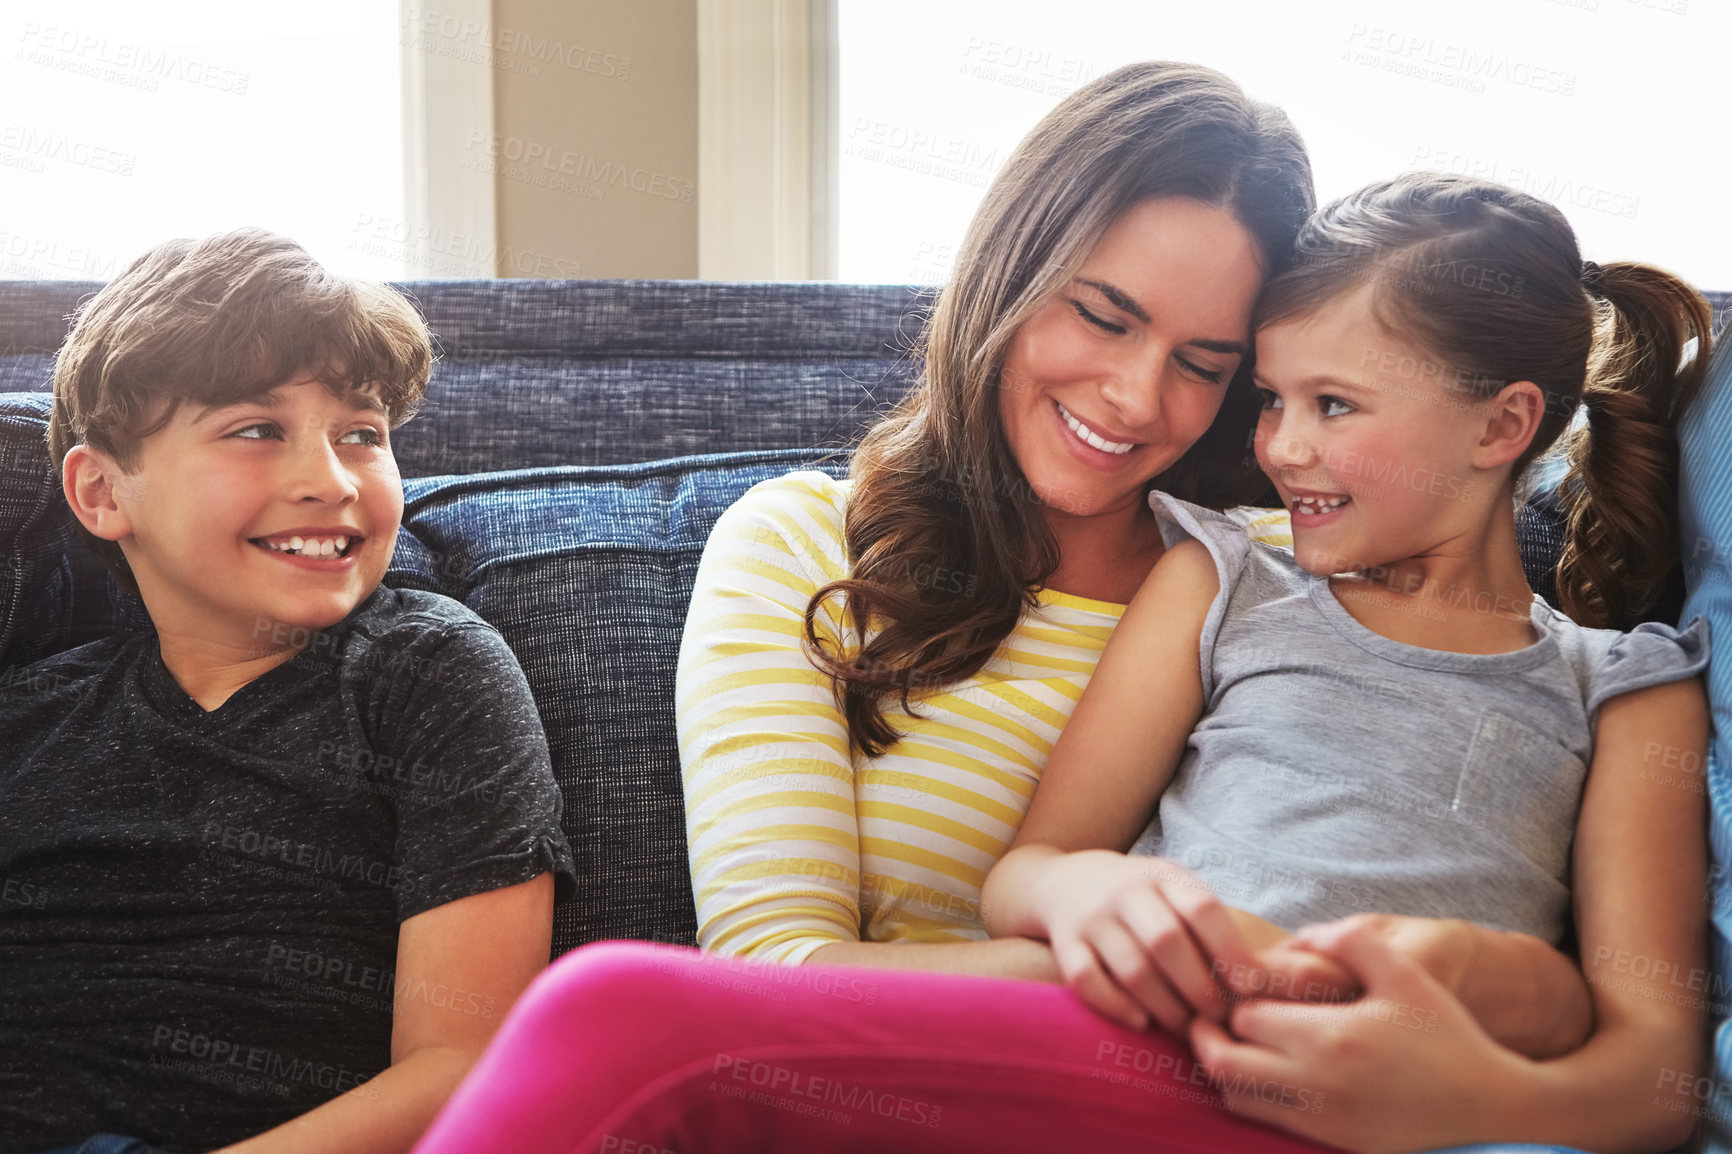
[0,229,576,1153]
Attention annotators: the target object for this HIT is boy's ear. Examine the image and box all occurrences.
[1473,380,1545,471]
[62,444,136,542]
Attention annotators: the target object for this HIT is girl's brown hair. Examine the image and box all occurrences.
[1256,172,1714,630]
[47,227,434,596]
[805,62,1316,757]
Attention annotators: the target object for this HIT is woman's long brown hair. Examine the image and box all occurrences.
[1254,172,1714,631]
[805,62,1316,757]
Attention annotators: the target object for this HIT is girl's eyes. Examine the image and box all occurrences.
[1255,391,1355,417]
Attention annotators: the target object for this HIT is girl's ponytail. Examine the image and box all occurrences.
[1558,263,1714,629]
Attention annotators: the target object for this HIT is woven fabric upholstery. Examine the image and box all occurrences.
[0,392,73,668]
[389,449,848,952]
[0,274,1721,964]
[0,388,847,950]
[0,280,934,475]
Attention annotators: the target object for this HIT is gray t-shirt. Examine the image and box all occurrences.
[1131,492,1710,942]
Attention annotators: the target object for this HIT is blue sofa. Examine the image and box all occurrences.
[0,278,939,955]
[2,278,1730,1150]
[2,276,1728,951]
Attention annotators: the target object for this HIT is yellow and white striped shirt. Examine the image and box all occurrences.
[676,469,1288,963]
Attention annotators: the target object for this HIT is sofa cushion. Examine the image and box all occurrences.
[0,385,849,953]
[392,449,851,954]
[0,392,74,670]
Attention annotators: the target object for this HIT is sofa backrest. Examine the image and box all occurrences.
[0,279,936,476]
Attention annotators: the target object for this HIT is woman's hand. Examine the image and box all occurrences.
[1235,913,1467,1014]
[1189,917,1526,1154]
[1035,850,1267,1033]
[1274,912,1593,1059]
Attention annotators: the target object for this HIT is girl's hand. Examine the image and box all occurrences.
[1217,907,1362,1007]
[1036,851,1262,1033]
[1189,917,1525,1153]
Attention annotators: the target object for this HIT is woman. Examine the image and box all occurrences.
[679,58,1310,979]
[413,63,1588,1154]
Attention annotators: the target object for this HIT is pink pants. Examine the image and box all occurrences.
[413,941,1341,1154]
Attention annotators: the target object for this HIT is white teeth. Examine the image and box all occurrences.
[261,535,351,557]
[1056,403,1136,455]
[1293,495,1350,514]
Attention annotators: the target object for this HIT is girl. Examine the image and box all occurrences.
[982,173,1714,1152]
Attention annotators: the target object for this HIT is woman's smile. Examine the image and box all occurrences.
[997,196,1262,519]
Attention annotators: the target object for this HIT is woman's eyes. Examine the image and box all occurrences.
[1068,299,1125,335]
[1070,298,1228,383]
[1176,357,1226,385]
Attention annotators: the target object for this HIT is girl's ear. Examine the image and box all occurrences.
[1472,380,1545,471]
[62,444,136,542]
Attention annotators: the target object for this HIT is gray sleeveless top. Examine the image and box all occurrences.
[1131,492,1710,941]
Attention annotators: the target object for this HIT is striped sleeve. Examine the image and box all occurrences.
[1233,506,1292,548]
[675,470,863,963]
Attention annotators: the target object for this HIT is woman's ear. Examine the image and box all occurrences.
[63,444,136,542]
[1472,380,1546,471]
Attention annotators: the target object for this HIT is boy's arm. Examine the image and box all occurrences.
[214,872,554,1154]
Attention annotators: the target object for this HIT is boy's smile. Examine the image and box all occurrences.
[92,373,402,660]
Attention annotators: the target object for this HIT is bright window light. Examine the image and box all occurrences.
[0,0,404,280]
[839,0,1729,291]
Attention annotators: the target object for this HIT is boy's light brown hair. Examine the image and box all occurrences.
[47,227,435,596]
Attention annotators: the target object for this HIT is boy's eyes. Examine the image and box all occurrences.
[228,422,385,446]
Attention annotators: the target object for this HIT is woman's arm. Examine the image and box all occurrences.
[983,539,1290,1027]
[805,937,1063,981]
[678,476,1061,980]
[215,874,555,1153]
[1189,677,1711,1154]
[675,479,873,963]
